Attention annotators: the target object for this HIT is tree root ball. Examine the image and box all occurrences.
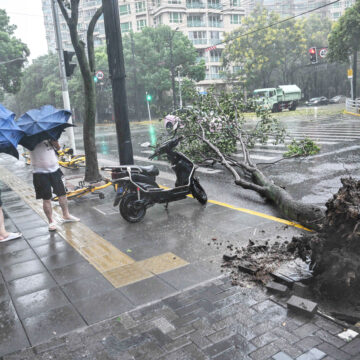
[289,178,360,302]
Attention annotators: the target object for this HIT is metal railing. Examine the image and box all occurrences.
[346,98,360,115]
[187,20,206,27]
[190,38,207,45]
[186,2,205,8]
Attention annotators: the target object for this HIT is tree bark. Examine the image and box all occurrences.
[352,49,357,100]
[57,0,101,181]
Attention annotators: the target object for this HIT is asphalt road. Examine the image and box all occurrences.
[71,103,359,216]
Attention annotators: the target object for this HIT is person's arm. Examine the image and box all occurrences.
[50,140,61,151]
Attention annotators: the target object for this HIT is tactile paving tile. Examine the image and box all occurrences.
[103,262,153,288]
[138,252,188,274]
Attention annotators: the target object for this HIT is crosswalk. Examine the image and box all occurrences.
[233,115,360,163]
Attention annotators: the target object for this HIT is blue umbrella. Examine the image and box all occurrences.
[17,105,74,151]
[0,104,25,159]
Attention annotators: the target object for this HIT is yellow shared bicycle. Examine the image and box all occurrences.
[52,178,114,201]
[22,146,86,169]
[57,147,86,169]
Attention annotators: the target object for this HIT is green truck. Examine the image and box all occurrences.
[253,85,302,112]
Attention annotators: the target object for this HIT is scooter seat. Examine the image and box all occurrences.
[138,165,159,177]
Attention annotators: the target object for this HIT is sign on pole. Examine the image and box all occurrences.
[319,48,328,59]
[95,70,104,80]
[348,69,353,79]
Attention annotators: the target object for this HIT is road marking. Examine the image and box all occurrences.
[0,166,188,288]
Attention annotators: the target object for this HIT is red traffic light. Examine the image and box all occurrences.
[309,48,316,54]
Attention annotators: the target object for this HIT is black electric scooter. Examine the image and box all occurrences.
[101,134,207,223]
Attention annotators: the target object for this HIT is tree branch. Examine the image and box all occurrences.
[56,0,70,25]
[87,6,103,74]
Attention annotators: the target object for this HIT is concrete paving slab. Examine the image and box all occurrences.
[73,289,133,325]
[61,274,114,302]
[49,261,99,285]
[2,259,47,282]
[22,305,86,346]
[13,286,70,320]
[118,276,177,306]
[7,272,57,298]
[39,250,85,271]
[26,233,64,248]
[0,248,38,269]
[0,283,10,303]
[0,239,30,255]
[0,300,30,357]
[31,241,73,258]
[157,264,215,290]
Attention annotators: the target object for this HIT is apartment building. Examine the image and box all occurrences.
[329,0,355,20]
[42,0,246,88]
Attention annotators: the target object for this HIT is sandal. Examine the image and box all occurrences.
[48,222,57,231]
[0,232,22,242]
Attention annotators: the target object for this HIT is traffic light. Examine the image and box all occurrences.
[309,47,317,64]
[146,93,152,102]
[63,50,76,77]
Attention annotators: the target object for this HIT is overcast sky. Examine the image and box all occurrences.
[0,0,48,61]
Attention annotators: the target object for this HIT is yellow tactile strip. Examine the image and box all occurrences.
[0,166,188,287]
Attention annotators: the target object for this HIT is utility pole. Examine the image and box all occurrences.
[102,0,134,165]
[50,0,76,153]
[146,92,152,122]
[130,32,140,121]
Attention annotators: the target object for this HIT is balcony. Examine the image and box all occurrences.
[190,38,207,45]
[196,56,206,63]
[209,38,221,45]
[205,73,223,80]
[210,56,221,62]
[188,20,206,27]
[207,3,222,9]
[208,21,223,28]
[186,2,205,8]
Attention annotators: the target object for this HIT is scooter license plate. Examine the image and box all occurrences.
[113,187,124,207]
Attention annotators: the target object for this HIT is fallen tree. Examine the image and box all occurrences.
[175,89,324,230]
[174,89,359,304]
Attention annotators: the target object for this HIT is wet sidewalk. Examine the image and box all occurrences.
[0,159,359,359]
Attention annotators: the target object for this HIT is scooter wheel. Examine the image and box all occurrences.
[191,178,207,205]
[119,193,146,223]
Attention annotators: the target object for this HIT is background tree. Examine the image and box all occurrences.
[0,9,29,100]
[122,26,205,117]
[327,0,360,100]
[56,0,102,181]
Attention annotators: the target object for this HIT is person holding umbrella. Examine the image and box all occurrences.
[0,104,23,242]
[18,105,80,231]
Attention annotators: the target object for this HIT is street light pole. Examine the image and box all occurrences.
[50,0,76,153]
[169,27,179,111]
[102,0,134,165]
[146,92,152,122]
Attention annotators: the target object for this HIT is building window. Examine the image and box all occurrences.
[332,12,341,19]
[345,0,353,8]
[210,49,222,62]
[120,22,132,32]
[152,0,161,6]
[169,12,183,23]
[168,0,181,3]
[230,0,240,5]
[207,0,221,9]
[135,1,146,13]
[187,15,204,27]
[119,4,131,15]
[137,19,147,30]
[208,14,222,27]
[230,14,242,24]
[232,65,242,73]
[189,31,206,44]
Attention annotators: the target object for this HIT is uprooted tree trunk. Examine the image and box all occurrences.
[196,124,325,231]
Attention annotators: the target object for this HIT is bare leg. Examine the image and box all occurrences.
[0,207,9,240]
[43,200,54,224]
[58,195,70,218]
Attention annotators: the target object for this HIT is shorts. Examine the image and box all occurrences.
[33,169,66,200]
[0,187,2,207]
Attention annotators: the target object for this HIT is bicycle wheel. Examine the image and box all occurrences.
[191,178,207,205]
